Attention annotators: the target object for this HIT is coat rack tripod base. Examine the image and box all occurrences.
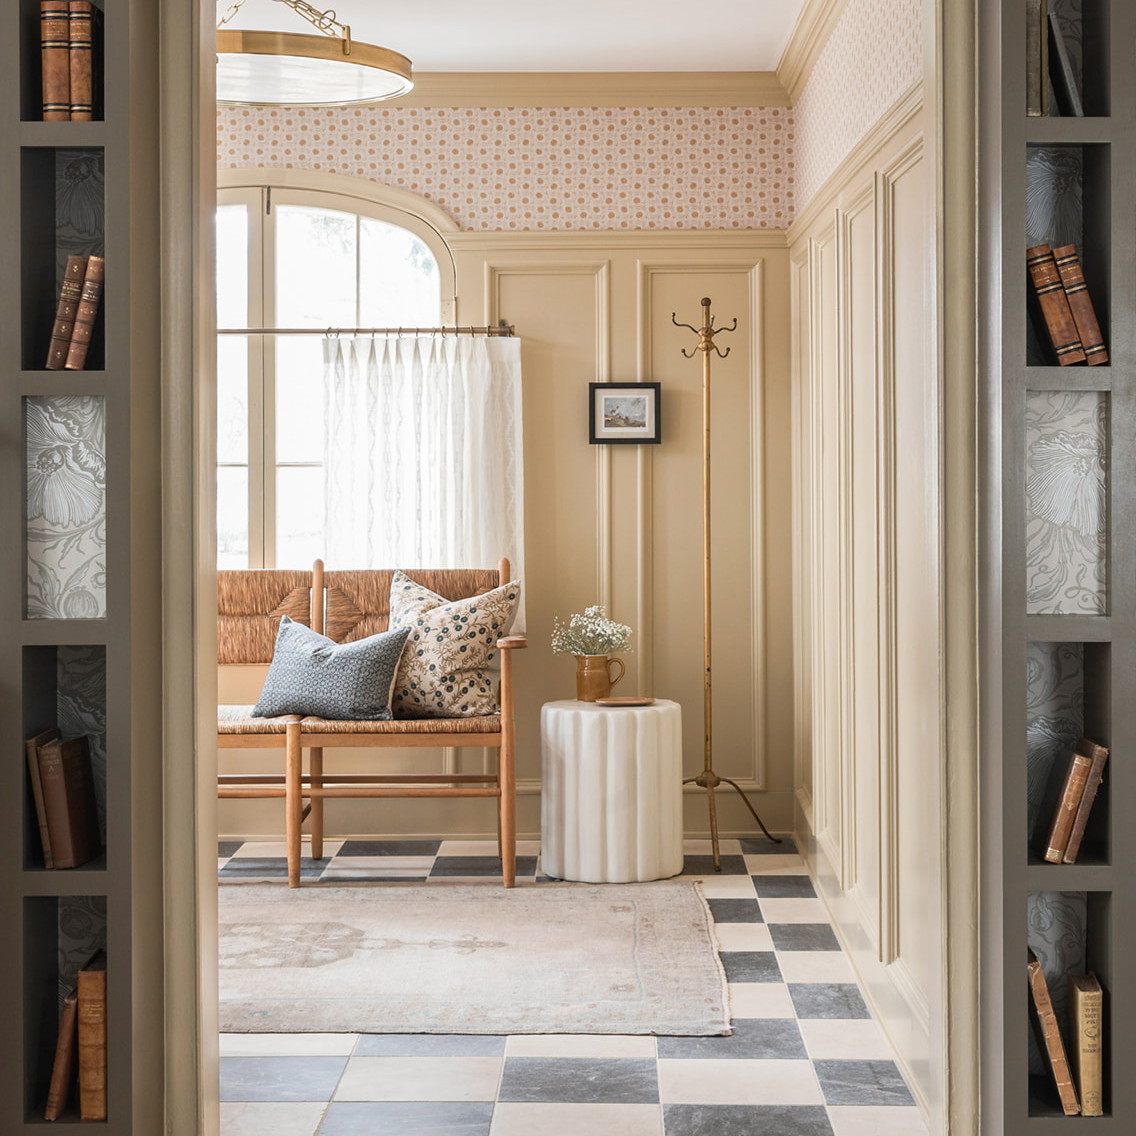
[674,298,781,870]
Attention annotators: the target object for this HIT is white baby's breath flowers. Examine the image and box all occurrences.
[551,605,633,656]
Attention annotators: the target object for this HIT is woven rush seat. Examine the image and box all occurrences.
[299,715,501,734]
[218,705,299,734]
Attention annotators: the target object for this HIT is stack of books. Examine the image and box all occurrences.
[1027,244,1108,367]
[24,728,101,869]
[1028,953,1103,1117]
[46,254,104,371]
[1026,1,1083,117]
[1041,738,1109,865]
[44,949,107,1121]
[40,1,97,121]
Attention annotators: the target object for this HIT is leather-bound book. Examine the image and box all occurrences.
[1043,747,1093,863]
[46,255,88,370]
[25,726,62,869]
[44,990,78,1121]
[1069,974,1103,1117]
[64,255,104,371]
[36,735,101,869]
[1028,951,1080,1115]
[1027,244,1086,365]
[1052,245,1108,365]
[68,1,94,121]
[41,1,72,120]
[77,950,107,1122]
[1063,739,1109,864]
[1026,0,1049,117]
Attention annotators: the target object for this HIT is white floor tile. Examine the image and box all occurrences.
[727,983,797,1019]
[320,866,431,879]
[693,876,758,899]
[229,840,344,859]
[220,1034,358,1057]
[491,1102,664,1136]
[657,1058,823,1106]
[757,898,830,923]
[827,1105,929,1136]
[683,839,742,855]
[775,951,857,984]
[743,854,810,874]
[798,1019,894,1060]
[713,923,773,952]
[334,1056,502,1101]
[504,1035,657,1059]
[219,1102,326,1136]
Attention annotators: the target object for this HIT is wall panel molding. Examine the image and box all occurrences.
[450,230,789,253]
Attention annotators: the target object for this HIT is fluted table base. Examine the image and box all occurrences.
[540,698,684,883]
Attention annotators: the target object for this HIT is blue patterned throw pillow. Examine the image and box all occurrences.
[252,615,411,720]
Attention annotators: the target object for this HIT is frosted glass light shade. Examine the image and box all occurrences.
[216,30,412,107]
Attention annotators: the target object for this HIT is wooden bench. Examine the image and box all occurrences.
[217,559,526,887]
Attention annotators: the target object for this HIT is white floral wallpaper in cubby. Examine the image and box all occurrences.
[217,106,796,230]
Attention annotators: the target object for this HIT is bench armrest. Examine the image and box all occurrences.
[497,635,528,649]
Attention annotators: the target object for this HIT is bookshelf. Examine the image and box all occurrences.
[983,0,1135,1129]
[1,0,164,1130]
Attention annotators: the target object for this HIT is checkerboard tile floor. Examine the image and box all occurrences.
[218,838,929,1136]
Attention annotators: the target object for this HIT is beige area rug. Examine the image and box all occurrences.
[218,881,730,1036]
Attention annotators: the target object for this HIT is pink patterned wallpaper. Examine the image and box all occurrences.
[794,0,923,209]
[217,105,796,231]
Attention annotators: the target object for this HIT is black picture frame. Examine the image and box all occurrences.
[588,382,661,445]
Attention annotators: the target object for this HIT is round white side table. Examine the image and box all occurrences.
[540,698,684,883]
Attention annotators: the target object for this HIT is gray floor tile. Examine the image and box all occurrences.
[813,1060,916,1106]
[318,1100,493,1135]
[220,1056,347,1102]
[769,924,840,952]
[719,951,782,983]
[218,841,242,858]
[707,899,763,924]
[355,1035,506,1058]
[430,856,538,877]
[337,840,442,857]
[664,1104,833,1136]
[498,1057,659,1104]
[739,837,797,855]
[218,858,324,878]
[752,875,816,899]
[788,984,871,1020]
[681,855,748,876]
[657,1019,806,1060]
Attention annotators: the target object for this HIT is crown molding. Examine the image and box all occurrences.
[383,71,790,108]
[776,0,849,103]
[445,229,789,252]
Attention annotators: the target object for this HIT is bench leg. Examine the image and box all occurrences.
[285,724,303,888]
[310,747,324,860]
[499,736,516,889]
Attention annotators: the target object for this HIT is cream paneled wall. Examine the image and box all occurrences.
[789,91,943,1125]
[218,230,794,842]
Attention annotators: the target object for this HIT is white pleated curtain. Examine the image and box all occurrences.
[321,335,524,591]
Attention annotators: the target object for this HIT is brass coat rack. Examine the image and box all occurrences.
[673,298,780,869]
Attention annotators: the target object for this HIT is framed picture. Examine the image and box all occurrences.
[588,382,661,445]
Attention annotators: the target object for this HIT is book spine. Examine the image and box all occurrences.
[25,734,57,869]
[1052,245,1108,365]
[1028,957,1080,1115]
[68,1,94,121]
[64,255,104,371]
[37,743,78,868]
[76,965,107,1122]
[46,255,88,370]
[1070,978,1104,1117]
[1027,244,1087,365]
[1026,0,1049,116]
[44,992,78,1121]
[41,1,72,121]
[1063,742,1109,864]
[1044,751,1093,863]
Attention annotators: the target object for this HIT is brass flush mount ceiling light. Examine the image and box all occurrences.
[216,0,413,107]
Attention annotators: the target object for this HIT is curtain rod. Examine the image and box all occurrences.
[218,324,515,337]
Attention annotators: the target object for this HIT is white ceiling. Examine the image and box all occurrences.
[221,0,808,72]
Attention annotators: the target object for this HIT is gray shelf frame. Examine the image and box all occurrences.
[982,0,1136,1130]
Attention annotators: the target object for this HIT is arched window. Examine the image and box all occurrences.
[215,174,458,568]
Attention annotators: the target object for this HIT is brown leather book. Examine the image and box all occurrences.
[1043,748,1093,863]
[36,735,101,869]
[1052,245,1108,365]
[68,1,94,121]
[64,254,104,371]
[1063,739,1109,864]
[77,950,107,1122]
[41,0,72,120]
[46,255,88,370]
[1069,974,1103,1117]
[1027,244,1086,365]
[25,726,61,869]
[1028,951,1080,1115]
[44,990,78,1121]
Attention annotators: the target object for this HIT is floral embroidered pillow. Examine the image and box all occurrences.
[388,571,521,718]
